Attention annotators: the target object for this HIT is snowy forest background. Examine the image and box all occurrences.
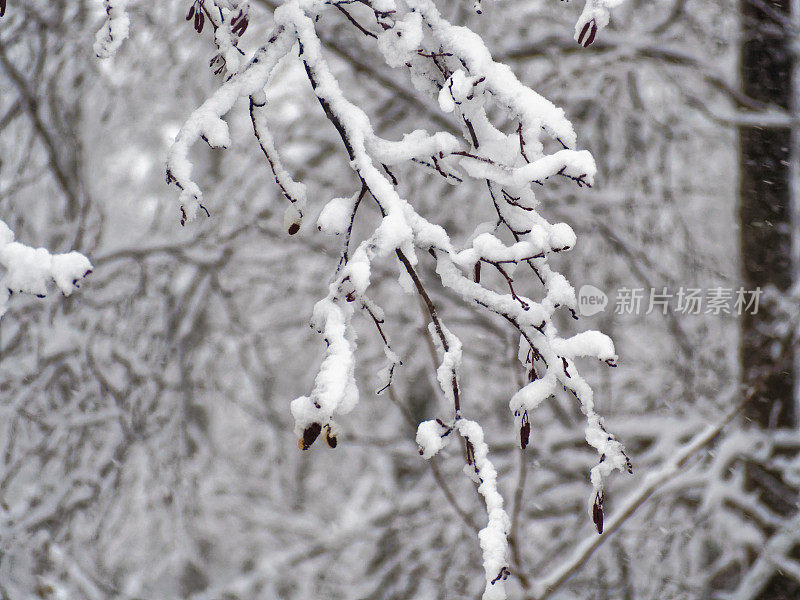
[0,0,799,598]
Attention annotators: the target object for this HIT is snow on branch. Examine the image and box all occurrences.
[0,219,92,319]
[94,0,130,59]
[166,0,631,594]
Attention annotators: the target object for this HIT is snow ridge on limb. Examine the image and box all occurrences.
[0,219,92,319]
[94,0,130,59]
[167,0,629,593]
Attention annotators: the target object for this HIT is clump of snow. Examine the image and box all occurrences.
[0,219,92,318]
[553,331,617,363]
[548,222,576,250]
[377,10,424,68]
[317,197,355,236]
[201,117,232,149]
[415,419,450,459]
[94,0,130,59]
[509,373,557,415]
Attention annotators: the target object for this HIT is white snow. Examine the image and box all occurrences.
[0,219,92,318]
[94,0,130,59]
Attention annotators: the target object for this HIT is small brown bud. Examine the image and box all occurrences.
[325,428,338,448]
[520,413,531,450]
[299,423,322,450]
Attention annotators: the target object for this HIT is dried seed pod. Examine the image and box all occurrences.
[578,19,598,48]
[592,491,604,534]
[186,4,195,20]
[520,412,531,450]
[474,261,481,283]
[299,422,322,450]
[1,0,7,17]
[325,427,338,448]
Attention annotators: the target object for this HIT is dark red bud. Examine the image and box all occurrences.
[287,222,300,235]
[520,420,530,450]
[1,0,7,17]
[474,262,481,283]
[186,5,195,20]
[578,19,598,48]
[592,492,604,534]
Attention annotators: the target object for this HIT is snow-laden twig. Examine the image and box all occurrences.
[249,97,308,233]
[417,415,511,599]
[166,25,295,222]
[94,0,130,59]
[0,219,92,319]
[528,397,741,600]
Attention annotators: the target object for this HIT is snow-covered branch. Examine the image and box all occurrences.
[167,0,631,594]
[94,0,130,59]
[0,219,92,319]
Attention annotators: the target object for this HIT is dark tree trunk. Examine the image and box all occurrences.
[739,0,798,596]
